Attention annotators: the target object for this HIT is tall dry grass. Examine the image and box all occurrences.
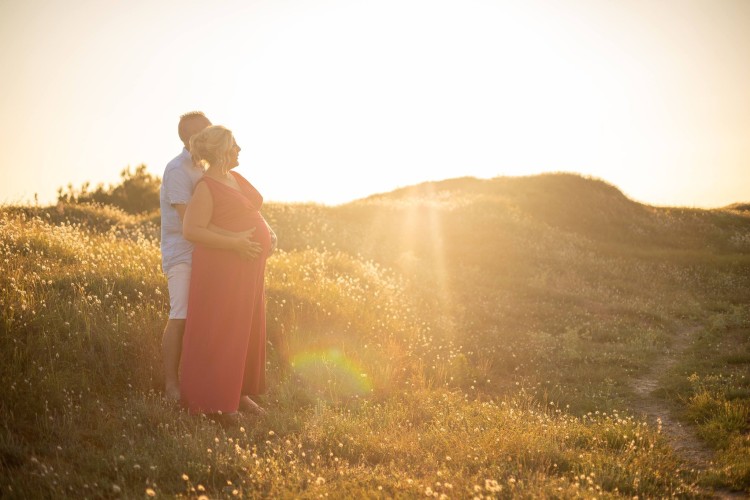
[1,173,749,497]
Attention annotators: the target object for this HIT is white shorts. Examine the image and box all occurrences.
[166,262,191,320]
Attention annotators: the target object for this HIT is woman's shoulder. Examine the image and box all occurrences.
[192,175,210,190]
[191,178,212,196]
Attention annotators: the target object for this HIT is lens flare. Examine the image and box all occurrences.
[290,349,373,398]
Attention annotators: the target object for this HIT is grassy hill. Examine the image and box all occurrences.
[1,173,748,498]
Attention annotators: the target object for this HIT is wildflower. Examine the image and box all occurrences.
[182,474,189,481]
[315,476,326,485]
[145,487,156,497]
[485,479,502,492]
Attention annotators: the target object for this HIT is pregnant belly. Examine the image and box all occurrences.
[212,211,271,251]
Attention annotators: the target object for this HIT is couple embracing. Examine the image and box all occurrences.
[159,111,276,423]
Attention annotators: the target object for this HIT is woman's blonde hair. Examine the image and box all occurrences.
[189,125,234,172]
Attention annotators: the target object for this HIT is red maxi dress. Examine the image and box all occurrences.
[180,171,270,414]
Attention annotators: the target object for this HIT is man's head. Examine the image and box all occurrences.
[178,111,212,150]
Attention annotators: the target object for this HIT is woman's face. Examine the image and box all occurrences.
[227,136,241,169]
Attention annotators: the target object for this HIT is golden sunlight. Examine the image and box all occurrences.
[1,0,748,207]
[3,3,750,497]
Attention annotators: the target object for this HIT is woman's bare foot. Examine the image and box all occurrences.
[239,396,267,416]
[165,384,181,402]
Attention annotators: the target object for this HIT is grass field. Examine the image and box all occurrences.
[1,173,748,498]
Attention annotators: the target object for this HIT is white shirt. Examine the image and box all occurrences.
[160,148,204,272]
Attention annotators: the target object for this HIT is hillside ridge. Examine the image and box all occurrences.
[360,172,629,202]
[338,172,750,252]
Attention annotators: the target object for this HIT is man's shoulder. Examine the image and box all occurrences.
[164,147,191,169]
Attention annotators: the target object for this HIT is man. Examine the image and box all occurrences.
[160,111,212,401]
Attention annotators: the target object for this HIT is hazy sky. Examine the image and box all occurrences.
[1,0,748,207]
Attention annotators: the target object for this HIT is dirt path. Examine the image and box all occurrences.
[630,326,714,465]
[629,326,743,499]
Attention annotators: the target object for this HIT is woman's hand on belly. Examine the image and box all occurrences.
[232,237,263,260]
[208,224,262,260]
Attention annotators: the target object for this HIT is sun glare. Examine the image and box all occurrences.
[1,0,748,207]
[213,0,733,207]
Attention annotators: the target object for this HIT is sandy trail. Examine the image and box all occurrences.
[630,326,714,465]
[629,325,744,499]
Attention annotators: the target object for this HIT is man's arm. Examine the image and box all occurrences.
[164,168,193,213]
[173,203,187,223]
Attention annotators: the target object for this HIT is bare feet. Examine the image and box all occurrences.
[208,412,240,427]
[165,384,181,402]
[239,396,267,416]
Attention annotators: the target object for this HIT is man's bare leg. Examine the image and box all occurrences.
[162,319,186,401]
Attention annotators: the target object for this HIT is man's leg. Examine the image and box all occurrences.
[162,319,186,401]
[163,262,191,401]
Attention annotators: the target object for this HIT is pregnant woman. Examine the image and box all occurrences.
[180,125,276,421]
